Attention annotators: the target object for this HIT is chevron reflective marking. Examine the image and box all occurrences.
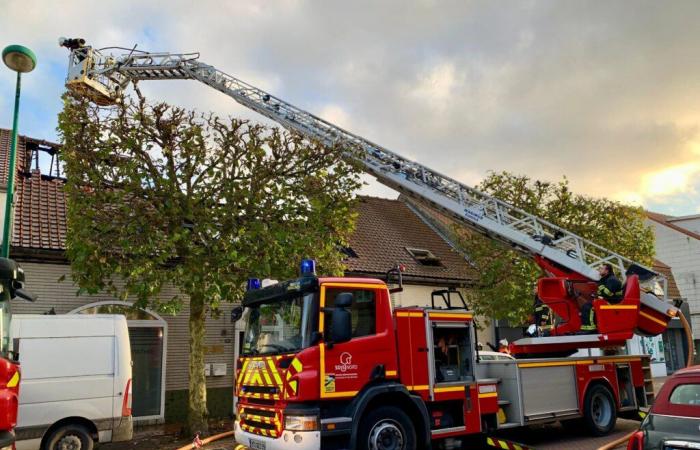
[486,436,534,450]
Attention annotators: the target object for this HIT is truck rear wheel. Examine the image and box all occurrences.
[43,424,94,450]
[358,405,417,450]
[583,384,617,436]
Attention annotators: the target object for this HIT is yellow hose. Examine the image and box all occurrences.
[174,430,236,450]
[597,309,695,450]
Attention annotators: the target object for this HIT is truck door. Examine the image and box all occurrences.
[319,283,394,399]
[429,317,482,434]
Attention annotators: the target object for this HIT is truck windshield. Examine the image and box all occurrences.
[0,300,10,358]
[242,292,316,356]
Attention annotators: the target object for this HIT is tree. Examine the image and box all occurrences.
[57,94,361,434]
[455,172,654,325]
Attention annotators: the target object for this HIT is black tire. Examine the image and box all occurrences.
[582,384,617,436]
[358,405,417,450]
[43,424,94,450]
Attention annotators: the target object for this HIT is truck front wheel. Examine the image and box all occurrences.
[358,405,417,450]
[583,384,617,436]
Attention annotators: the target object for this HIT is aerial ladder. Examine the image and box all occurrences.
[60,38,679,357]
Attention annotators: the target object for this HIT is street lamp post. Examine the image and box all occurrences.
[1,45,36,258]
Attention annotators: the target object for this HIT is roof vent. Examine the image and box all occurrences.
[405,247,442,267]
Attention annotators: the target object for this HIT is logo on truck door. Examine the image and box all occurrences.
[335,352,358,373]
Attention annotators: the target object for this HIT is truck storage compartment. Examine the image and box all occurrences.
[476,360,523,429]
[519,364,579,422]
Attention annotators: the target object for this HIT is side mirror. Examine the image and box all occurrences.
[329,293,353,344]
[13,288,36,303]
[231,306,243,323]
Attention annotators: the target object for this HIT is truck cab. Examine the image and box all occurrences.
[233,261,493,450]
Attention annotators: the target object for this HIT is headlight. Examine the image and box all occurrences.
[285,414,319,431]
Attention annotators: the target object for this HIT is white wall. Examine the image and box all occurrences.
[669,216,700,234]
[647,219,700,338]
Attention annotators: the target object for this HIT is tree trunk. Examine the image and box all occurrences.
[187,293,209,436]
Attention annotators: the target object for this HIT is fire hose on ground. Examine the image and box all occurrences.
[174,430,237,450]
[596,309,695,450]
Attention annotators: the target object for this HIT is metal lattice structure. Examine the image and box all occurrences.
[64,45,665,293]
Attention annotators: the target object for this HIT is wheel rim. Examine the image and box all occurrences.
[56,435,82,450]
[368,419,405,450]
[591,392,612,428]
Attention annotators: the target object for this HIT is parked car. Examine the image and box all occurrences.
[627,365,700,450]
[11,315,133,450]
[478,351,515,361]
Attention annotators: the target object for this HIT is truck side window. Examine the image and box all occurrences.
[325,288,376,338]
[433,326,473,383]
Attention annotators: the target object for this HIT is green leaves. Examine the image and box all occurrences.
[58,93,361,315]
[458,171,654,325]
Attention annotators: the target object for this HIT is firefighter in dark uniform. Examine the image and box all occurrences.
[533,288,553,336]
[580,263,623,333]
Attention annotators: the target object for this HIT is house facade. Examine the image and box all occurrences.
[646,212,700,367]
[0,129,479,424]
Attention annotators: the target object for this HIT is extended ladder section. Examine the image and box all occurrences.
[64,45,666,293]
[64,43,680,355]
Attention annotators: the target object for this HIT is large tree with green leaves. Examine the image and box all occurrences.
[455,172,654,325]
[58,94,361,434]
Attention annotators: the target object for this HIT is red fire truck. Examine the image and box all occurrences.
[60,41,681,449]
[230,261,662,450]
[0,258,35,450]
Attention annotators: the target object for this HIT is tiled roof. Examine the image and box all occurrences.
[345,196,476,283]
[647,211,700,241]
[0,129,67,251]
[0,131,476,283]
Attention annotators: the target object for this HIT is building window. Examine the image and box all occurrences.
[405,247,442,267]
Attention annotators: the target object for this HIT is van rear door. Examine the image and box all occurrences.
[111,316,133,442]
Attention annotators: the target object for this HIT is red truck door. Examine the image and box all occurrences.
[319,282,397,399]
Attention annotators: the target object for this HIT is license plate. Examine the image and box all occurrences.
[249,438,266,450]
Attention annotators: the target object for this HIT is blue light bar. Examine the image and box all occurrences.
[246,278,261,291]
[300,259,316,276]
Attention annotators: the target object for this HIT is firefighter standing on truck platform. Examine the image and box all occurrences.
[533,286,553,336]
[580,263,623,332]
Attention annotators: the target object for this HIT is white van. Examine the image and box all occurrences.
[11,315,133,450]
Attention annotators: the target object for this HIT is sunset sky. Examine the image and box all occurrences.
[1,1,698,215]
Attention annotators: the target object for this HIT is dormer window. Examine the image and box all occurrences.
[405,247,442,267]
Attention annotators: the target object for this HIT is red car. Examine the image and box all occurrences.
[628,365,700,450]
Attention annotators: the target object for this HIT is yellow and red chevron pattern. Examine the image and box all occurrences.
[486,436,533,450]
[236,355,303,401]
[238,404,282,438]
[237,356,285,400]
[284,357,303,398]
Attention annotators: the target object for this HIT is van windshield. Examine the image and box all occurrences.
[242,292,316,356]
[0,300,11,358]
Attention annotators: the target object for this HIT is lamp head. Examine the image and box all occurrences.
[2,45,37,73]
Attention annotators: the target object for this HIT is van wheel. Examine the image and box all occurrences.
[583,384,617,436]
[358,406,416,450]
[43,424,94,450]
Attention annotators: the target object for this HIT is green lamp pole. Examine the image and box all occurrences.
[1,45,36,258]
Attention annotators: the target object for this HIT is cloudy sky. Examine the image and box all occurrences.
[1,0,699,215]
